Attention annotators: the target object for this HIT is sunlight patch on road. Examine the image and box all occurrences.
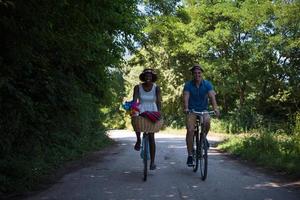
[168,145,186,149]
[160,165,168,169]
[157,140,183,143]
[208,150,224,155]
[166,194,175,197]
[245,180,300,190]
[107,129,186,139]
[245,182,281,190]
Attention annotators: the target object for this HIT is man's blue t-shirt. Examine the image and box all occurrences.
[183,80,213,112]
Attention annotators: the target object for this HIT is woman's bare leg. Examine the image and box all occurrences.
[149,133,156,170]
[134,132,141,151]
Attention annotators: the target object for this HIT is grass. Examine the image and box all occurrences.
[218,132,300,178]
[159,120,300,178]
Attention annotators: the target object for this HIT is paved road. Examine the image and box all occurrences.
[25,130,300,200]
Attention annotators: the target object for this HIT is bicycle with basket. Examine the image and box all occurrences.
[131,116,163,181]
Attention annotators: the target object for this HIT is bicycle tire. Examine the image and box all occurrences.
[143,134,148,181]
[192,129,199,172]
[199,133,208,180]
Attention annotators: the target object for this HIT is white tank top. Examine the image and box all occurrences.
[138,83,158,113]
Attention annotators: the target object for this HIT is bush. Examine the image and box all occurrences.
[219,130,300,177]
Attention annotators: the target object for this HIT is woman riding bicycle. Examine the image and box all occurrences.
[132,68,162,170]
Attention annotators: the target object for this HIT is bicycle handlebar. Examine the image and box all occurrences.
[188,109,216,116]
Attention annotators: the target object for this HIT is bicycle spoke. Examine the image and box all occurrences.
[193,130,199,172]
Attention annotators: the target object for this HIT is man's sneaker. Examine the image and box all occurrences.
[150,163,156,170]
[186,156,194,167]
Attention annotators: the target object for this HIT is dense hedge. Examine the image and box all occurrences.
[0,0,142,193]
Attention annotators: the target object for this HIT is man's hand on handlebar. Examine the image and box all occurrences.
[214,109,220,118]
[184,108,190,114]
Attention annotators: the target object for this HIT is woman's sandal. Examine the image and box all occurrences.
[134,141,141,151]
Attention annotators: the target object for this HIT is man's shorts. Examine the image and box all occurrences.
[185,112,210,133]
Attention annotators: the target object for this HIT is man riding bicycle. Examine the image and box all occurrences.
[183,64,220,167]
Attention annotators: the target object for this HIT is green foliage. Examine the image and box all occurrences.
[1,0,299,193]
[125,0,300,129]
[219,131,300,177]
[293,112,300,135]
[0,130,112,193]
[143,0,181,15]
[0,0,143,194]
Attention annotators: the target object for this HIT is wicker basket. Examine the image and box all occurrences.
[131,116,163,133]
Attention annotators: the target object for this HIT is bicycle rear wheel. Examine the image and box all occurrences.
[199,133,208,180]
[143,134,149,181]
[192,130,199,172]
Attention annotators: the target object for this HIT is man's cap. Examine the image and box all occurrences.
[189,64,204,73]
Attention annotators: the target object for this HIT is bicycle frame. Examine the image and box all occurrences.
[190,110,215,180]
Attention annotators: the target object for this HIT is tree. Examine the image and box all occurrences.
[126,0,300,129]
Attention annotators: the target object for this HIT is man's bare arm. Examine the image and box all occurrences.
[183,91,190,112]
[208,90,220,117]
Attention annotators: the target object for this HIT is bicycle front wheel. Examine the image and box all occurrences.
[199,134,208,180]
